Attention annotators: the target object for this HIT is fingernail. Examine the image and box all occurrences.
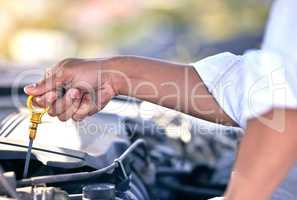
[25,83,37,89]
[24,83,37,93]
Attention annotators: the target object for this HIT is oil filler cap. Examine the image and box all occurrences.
[83,183,115,200]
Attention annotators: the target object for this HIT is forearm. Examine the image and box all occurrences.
[103,55,236,125]
[225,109,297,200]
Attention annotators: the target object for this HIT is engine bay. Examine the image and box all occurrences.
[0,98,240,200]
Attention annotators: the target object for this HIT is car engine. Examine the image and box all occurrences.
[0,99,241,200]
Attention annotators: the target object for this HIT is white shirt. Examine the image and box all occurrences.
[192,0,297,128]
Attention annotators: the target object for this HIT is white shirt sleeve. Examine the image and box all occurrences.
[262,0,297,61]
[191,0,297,128]
[192,51,297,128]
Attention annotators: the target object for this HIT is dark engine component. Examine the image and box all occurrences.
[0,108,237,200]
[83,184,116,200]
[0,111,153,200]
[0,139,152,200]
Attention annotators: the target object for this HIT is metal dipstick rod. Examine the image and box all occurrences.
[23,95,48,178]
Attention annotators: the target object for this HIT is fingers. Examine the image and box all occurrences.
[24,62,68,96]
[57,89,83,121]
[33,91,58,108]
[72,93,98,121]
[72,87,114,121]
[88,108,99,116]
[24,76,61,97]
[41,87,113,121]
[48,88,82,117]
[72,87,113,121]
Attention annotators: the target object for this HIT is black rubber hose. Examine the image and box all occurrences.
[17,139,146,187]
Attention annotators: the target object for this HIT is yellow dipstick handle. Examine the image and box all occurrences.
[27,95,49,140]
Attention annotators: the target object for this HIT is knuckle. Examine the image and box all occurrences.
[57,58,80,70]
[55,58,81,80]
[46,92,57,103]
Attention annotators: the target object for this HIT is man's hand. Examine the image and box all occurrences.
[24,58,118,121]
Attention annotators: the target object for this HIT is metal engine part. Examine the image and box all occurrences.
[0,187,69,200]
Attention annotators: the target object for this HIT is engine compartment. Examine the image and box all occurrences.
[0,103,239,200]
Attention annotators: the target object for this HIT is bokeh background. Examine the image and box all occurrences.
[0,1,275,187]
[0,0,271,66]
[0,0,273,129]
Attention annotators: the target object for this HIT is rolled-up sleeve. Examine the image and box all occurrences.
[191,51,297,128]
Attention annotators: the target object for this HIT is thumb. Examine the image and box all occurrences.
[24,74,63,96]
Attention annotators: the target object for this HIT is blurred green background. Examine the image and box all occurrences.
[0,0,271,65]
